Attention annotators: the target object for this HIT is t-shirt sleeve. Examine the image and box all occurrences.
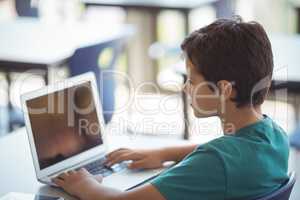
[150,148,226,200]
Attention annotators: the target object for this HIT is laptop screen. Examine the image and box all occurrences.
[26,81,103,170]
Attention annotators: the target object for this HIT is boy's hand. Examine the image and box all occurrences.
[105,148,165,170]
[52,168,102,198]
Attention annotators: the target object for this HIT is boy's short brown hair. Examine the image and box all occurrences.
[181,16,273,107]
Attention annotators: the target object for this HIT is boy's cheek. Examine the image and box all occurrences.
[192,98,219,117]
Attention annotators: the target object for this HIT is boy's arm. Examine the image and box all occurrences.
[53,145,198,200]
[79,182,165,200]
[161,144,198,162]
[53,170,165,200]
[106,144,198,169]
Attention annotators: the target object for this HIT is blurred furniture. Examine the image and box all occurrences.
[81,0,225,89]
[0,17,134,131]
[69,38,127,123]
[149,43,189,139]
[268,34,300,121]
[249,172,296,200]
[0,18,71,131]
[82,0,218,34]
[0,127,190,198]
[174,63,190,140]
[292,1,300,33]
[81,0,235,138]
[290,126,300,150]
[268,34,300,149]
[15,0,38,17]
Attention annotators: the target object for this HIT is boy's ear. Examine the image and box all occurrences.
[217,80,233,99]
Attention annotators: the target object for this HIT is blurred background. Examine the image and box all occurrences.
[0,0,300,198]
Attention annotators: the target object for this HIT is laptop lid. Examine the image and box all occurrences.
[21,72,108,179]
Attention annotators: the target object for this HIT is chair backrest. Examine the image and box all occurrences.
[69,38,125,123]
[252,172,296,200]
[15,0,38,17]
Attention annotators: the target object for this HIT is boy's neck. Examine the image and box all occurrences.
[220,105,263,135]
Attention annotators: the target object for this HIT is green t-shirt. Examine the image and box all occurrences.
[151,115,289,200]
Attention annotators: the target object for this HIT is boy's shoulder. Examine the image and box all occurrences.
[196,115,288,158]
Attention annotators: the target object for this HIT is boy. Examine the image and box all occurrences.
[53,17,289,200]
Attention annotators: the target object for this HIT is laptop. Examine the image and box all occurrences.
[21,72,164,190]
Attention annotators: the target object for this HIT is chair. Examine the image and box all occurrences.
[68,38,125,124]
[15,0,38,17]
[0,105,24,134]
[290,126,300,150]
[250,172,296,200]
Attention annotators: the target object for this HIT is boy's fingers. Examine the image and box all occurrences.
[107,153,132,166]
[94,175,103,183]
[107,153,141,166]
[106,148,130,161]
[106,151,132,165]
[106,148,129,157]
[58,172,69,180]
[52,177,65,187]
[68,170,76,175]
[79,168,90,175]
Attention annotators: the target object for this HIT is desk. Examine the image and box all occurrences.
[81,0,216,9]
[0,17,135,81]
[81,0,217,34]
[0,128,190,199]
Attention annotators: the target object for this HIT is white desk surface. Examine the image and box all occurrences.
[0,17,135,65]
[0,127,190,199]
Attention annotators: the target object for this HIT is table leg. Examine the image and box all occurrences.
[180,10,190,139]
[5,72,13,132]
[44,68,49,85]
[293,94,300,123]
[182,9,190,35]
[182,74,190,140]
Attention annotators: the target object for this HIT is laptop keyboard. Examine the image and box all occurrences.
[80,157,127,177]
